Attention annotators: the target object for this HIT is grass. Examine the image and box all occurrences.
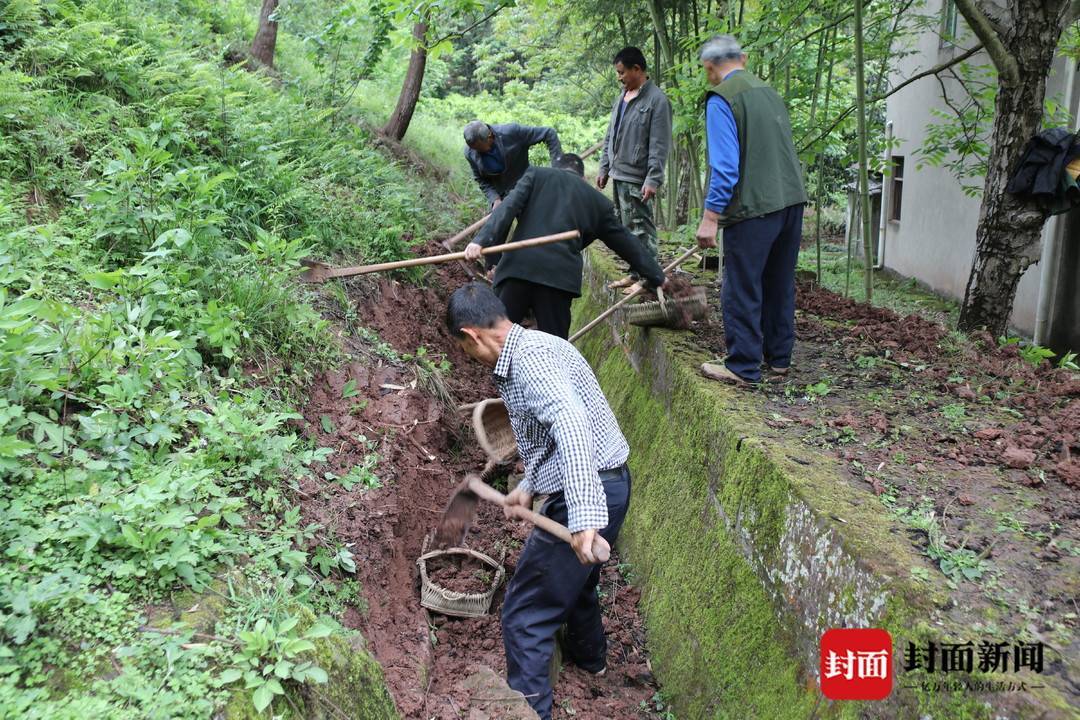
[0,0,462,715]
[799,243,962,327]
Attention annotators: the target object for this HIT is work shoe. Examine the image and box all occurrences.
[765,364,790,377]
[607,276,635,289]
[701,361,758,386]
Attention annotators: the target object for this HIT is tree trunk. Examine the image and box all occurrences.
[956,1,1068,335]
[954,0,1071,336]
[957,78,1054,335]
[249,0,279,69]
[383,20,429,142]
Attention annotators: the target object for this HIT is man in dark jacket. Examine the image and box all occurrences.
[464,120,563,209]
[464,154,666,339]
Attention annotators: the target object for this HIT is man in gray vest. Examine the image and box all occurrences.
[695,35,807,385]
[464,120,562,209]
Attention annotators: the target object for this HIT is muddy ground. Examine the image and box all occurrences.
[291,245,666,719]
[682,257,1079,704]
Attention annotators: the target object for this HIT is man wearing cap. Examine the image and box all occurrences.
[464,153,666,339]
[695,35,807,385]
[445,281,634,720]
[464,120,563,209]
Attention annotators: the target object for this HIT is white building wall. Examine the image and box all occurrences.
[882,0,1074,335]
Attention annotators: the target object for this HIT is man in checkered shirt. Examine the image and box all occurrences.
[447,282,639,720]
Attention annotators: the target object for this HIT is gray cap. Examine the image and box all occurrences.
[463,120,491,145]
[699,35,744,63]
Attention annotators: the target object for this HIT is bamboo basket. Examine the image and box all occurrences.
[624,287,708,327]
[417,536,505,618]
[472,398,518,464]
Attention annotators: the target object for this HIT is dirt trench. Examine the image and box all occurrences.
[291,245,664,719]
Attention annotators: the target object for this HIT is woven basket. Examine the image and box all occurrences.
[625,287,708,327]
[417,537,505,618]
[472,398,518,464]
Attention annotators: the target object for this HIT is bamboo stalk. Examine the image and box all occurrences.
[854,0,874,303]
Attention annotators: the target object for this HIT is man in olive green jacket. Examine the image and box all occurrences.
[695,35,808,385]
[597,47,672,290]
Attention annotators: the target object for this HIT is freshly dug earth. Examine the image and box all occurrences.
[424,553,498,595]
[292,239,668,719]
[686,265,1079,703]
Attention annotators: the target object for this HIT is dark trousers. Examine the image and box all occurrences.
[496,278,575,339]
[501,466,631,720]
[721,203,804,382]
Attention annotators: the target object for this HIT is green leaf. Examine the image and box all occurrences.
[284,638,315,654]
[0,436,33,457]
[305,666,329,684]
[319,415,334,433]
[195,513,221,530]
[83,269,125,290]
[341,379,360,398]
[280,550,307,568]
[252,683,274,713]
[218,667,244,685]
[305,622,333,639]
[223,511,246,527]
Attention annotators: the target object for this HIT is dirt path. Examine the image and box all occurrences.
[291,246,665,719]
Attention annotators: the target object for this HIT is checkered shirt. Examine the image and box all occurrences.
[493,324,629,533]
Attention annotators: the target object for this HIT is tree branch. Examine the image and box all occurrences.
[799,42,984,153]
[424,5,507,49]
[1065,0,1080,27]
[952,0,1018,85]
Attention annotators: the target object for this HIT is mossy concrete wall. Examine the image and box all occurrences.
[571,254,1066,719]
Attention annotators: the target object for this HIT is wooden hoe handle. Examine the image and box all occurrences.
[303,230,580,282]
[568,245,700,343]
[466,476,611,563]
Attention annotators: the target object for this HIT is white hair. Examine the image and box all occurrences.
[699,35,744,64]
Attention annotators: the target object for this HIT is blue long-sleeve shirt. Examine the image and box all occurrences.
[705,89,741,214]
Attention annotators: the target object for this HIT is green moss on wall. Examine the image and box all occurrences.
[569,253,1073,720]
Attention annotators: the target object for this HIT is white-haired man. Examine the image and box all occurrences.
[695,35,808,385]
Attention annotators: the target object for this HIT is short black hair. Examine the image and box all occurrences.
[613,47,647,72]
[553,153,584,176]
[446,283,508,338]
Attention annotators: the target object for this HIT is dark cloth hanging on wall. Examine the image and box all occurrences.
[1006,128,1080,215]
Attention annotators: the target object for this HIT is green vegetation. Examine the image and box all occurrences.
[800,245,962,326]
[0,0,451,714]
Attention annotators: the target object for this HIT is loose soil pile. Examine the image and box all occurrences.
[424,553,498,595]
[292,239,666,718]
[686,265,1079,702]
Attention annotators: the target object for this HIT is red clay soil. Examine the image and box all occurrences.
[291,242,666,719]
[424,554,498,595]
